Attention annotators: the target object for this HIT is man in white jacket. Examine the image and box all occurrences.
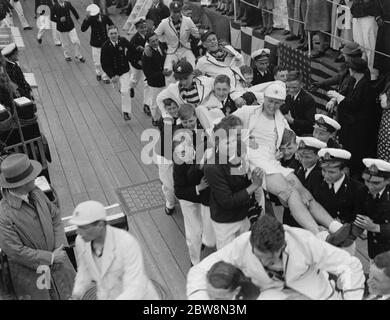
[154,1,198,84]
[187,214,365,300]
[70,201,159,300]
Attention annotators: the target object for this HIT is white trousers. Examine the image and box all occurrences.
[12,0,30,29]
[129,66,150,105]
[149,86,165,120]
[164,48,196,85]
[157,158,176,209]
[352,16,378,80]
[112,72,132,114]
[37,20,61,44]
[179,200,215,265]
[212,218,251,250]
[91,46,109,80]
[59,28,82,58]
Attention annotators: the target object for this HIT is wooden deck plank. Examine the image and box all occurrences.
[132,212,187,299]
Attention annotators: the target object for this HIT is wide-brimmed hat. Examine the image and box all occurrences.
[0,153,42,188]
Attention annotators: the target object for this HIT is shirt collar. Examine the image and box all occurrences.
[110,40,118,46]
[377,187,386,199]
[330,174,346,193]
[293,90,301,101]
[304,164,316,178]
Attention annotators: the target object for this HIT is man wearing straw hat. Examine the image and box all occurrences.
[70,200,159,300]
[0,153,75,300]
[81,4,113,83]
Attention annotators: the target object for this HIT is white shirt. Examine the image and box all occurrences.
[329,174,346,194]
[304,164,316,179]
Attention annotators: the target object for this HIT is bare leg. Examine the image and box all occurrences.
[265,173,319,234]
[286,173,335,228]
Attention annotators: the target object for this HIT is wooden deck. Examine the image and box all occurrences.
[15,0,190,299]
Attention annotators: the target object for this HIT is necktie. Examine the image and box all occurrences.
[330,184,336,195]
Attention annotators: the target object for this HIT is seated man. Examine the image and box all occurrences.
[367,251,390,300]
[281,71,316,136]
[355,158,390,260]
[195,30,245,92]
[156,60,215,120]
[187,214,365,300]
[313,114,342,148]
[233,83,340,235]
[251,49,274,85]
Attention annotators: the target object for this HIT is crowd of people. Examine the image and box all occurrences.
[1,0,390,300]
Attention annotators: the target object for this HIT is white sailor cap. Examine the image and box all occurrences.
[297,137,327,152]
[362,158,390,178]
[134,16,146,27]
[318,148,351,164]
[251,48,270,61]
[314,114,341,132]
[1,43,17,57]
[86,4,100,16]
[264,82,286,101]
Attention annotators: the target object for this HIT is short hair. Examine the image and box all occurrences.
[213,115,242,134]
[373,251,390,278]
[240,65,253,75]
[178,103,196,120]
[280,128,296,146]
[145,31,157,42]
[107,25,118,32]
[250,215,285,253]
[214,74,230,87]
[273,65,289,76]
[207,261,245,290]
[286,70,303,82]
[163,98,176,106]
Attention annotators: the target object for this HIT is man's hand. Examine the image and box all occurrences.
[192,69,203,77]
[111,75,119,83]
[252,167,265,188]
[197,176,209,192]
[249,135,259,149]
[162,69,172,76]
[52,244,66,264]
[136,45,144,52]
[144,44,153,57]
[377,17,385,27]
[326,98,336,112]
[60,16,66,22]
[354,215,380,233]
[284,111,294,124]
[85,11,90,18]
[234,97,246,108]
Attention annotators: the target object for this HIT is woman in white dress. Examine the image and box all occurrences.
[233,82,342,235]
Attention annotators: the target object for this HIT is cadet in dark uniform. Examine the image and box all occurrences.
[313,114,342,148]
[250,49,274,86]
[52,0,85,62]
[129,17,151,116]
[355,158,390,259]
[81,4,113,83]
[101,25,134,121]
[283,137,326,227]
[1,43,32,100]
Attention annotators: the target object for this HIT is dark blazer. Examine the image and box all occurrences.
[129,32,147,70]
[281,89,316,136]
[52,1,79,33]
[252,67,274,85]
[5,61,32,99]
[311,175,367,224]
[142,43,166,88]
[173,162,210,206]
[338,77,381,175]
[146,2,170,28]
[80,14,113,48]
[221,95,237,116]
[363,185,390,259]
[204,154,253,224]
[101,36,133,79]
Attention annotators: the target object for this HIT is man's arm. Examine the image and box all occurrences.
[72,236,93,299]
[68,1,79,20]
[80,16,90,32]
[306,230,365,299]
[100,44,115,78]
[116,234,150,299]
[0,215,53,270]
[188,17,199,38]
[156,85,177,119]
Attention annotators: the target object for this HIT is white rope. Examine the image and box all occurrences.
[237,0,390,59]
